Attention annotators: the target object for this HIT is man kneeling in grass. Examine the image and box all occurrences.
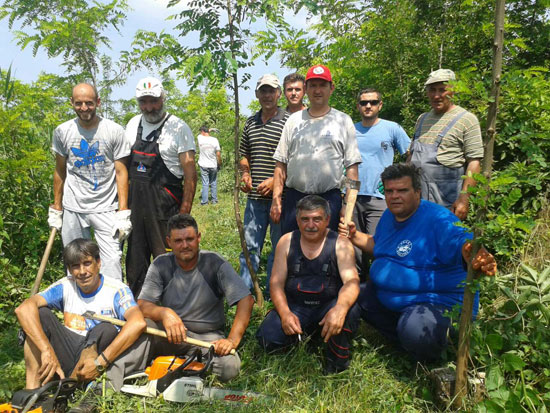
[257,195,360,374]
[15,238,147,392]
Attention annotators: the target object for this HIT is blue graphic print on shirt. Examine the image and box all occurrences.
[70,139,106,190]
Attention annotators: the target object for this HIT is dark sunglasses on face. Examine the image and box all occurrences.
[359,100,380,106]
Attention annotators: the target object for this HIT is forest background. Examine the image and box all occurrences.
[0,0,549,411]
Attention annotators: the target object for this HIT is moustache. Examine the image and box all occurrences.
[304,228,318,233]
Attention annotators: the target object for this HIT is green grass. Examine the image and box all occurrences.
[0,188,442,412]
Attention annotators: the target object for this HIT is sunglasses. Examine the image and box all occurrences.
[359,100,380,106]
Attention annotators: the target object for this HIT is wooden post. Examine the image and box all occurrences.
[453,0,505,407]
[226,0,264,307]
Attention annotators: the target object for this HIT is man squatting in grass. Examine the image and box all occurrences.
[271,64,361,235]
[339,163,497,361]
[408,69,483,220]
[257,195,360,373]
[15,239,147,390]
[48,83,132,281]
[124,77,197,297]
[238,74,289,292]
[197,125,222,205]
[138,214,254,382]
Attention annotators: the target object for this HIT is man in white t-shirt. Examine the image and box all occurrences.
[271,64,361,234]
[15,239,146,391]
[197,126,222,205]
[125,77,197,296]
[48,83,131,281]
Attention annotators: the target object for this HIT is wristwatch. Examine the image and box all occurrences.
[94,358,107,374]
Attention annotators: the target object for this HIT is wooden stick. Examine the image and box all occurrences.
[453,0,504,407]
[344,189,359,225]
[83,311,235,355]
[30,228,57,296]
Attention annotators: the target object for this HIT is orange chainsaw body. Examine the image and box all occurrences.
[146,356,205,380]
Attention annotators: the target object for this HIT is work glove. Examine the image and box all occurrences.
[112,209,132,242]
[48,207,63,230]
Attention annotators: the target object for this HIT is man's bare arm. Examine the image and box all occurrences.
[452,159,481,220]
[213,295,254,356]
[138,299,187,344]
[114,158,129,210]
[238,157,252,192]
[179,151,197,214]
[338,219,375,255]
[319,236,360,342]
[270,161,287,223]
[53,154,67,210]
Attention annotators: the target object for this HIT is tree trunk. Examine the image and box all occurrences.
[453,0,505,407]
[227,0,264,307]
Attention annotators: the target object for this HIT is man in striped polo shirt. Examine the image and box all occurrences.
[238,74,290,293]
[409,69,483,220]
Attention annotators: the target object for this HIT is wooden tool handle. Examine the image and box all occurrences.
[31,228,57,296]
[344,189,358,224]
[86,312,235,355]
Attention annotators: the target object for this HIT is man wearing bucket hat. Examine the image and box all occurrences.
[124,77,197,296]
[238,74,289,293]
[408,69,483,220]
[270,64,361,234]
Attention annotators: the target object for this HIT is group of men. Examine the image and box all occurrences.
[16,65,498,410]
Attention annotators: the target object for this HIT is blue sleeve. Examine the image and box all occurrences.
[434,214,472,266]
[113,286,138,320]
[392,123,411,155]
[39,283,64,311]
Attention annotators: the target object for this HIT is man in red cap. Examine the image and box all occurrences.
[270,64,361,234]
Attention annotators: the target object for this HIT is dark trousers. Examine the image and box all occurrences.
[281,188,342,235]
[126,208,169,297]
[38,307,118,376]
[358,282,451,362]
[256,298,360,370]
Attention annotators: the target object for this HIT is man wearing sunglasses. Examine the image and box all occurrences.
[408,69,483,220]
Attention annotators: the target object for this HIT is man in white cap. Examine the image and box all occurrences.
[48,83,131,281]
[238,74,289,293]
[270,64,361,234]
[124,77,197,296]
[408,69,483,220]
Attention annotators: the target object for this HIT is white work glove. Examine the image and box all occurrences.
[48,207,63,230]
[112,210,132,242]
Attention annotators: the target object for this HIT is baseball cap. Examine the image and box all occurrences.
[136,77,164,98]
[305,64,332,82]
[256,74,281,91]
[424,69,456,86]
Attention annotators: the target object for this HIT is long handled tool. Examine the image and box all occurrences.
[30,228,57,296]
[82,311,235,355]
[343,177,361,225]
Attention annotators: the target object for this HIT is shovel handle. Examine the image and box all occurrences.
[30,228,57,296]
[344,189,358,225]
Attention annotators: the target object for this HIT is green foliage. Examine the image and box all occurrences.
[472,265,550,411]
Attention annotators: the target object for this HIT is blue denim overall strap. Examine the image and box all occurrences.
[410,111,467,209]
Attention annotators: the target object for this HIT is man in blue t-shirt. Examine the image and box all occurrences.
[15,239,146,391]
[353,88,410,236]
[339,163,496,361]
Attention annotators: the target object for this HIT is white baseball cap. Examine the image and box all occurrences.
[424,69,456,86]
[256,74,281,91]
[136,77,164,98]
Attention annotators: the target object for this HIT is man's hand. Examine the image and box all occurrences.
[47,206,63,231]
[270,198,282,224]
[319,304,347,342]
[280,311,302,336]
[338,218,357,240]
[161,308,187,344]
[112,209,132,242]
[451,193,470,220]
[257,177,274,197]
[463,243,497,277]
[240,173,253,193]
[38,348,65,385]
[74,359,100,382]
[212,338,236,356]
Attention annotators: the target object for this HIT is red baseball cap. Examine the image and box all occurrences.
[305,64,332,82]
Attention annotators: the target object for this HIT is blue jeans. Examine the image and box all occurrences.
[200,167,218,204]
[238,198,281,293]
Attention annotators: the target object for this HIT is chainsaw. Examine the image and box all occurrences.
[0,379,77,413]
[121,348,265,403]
